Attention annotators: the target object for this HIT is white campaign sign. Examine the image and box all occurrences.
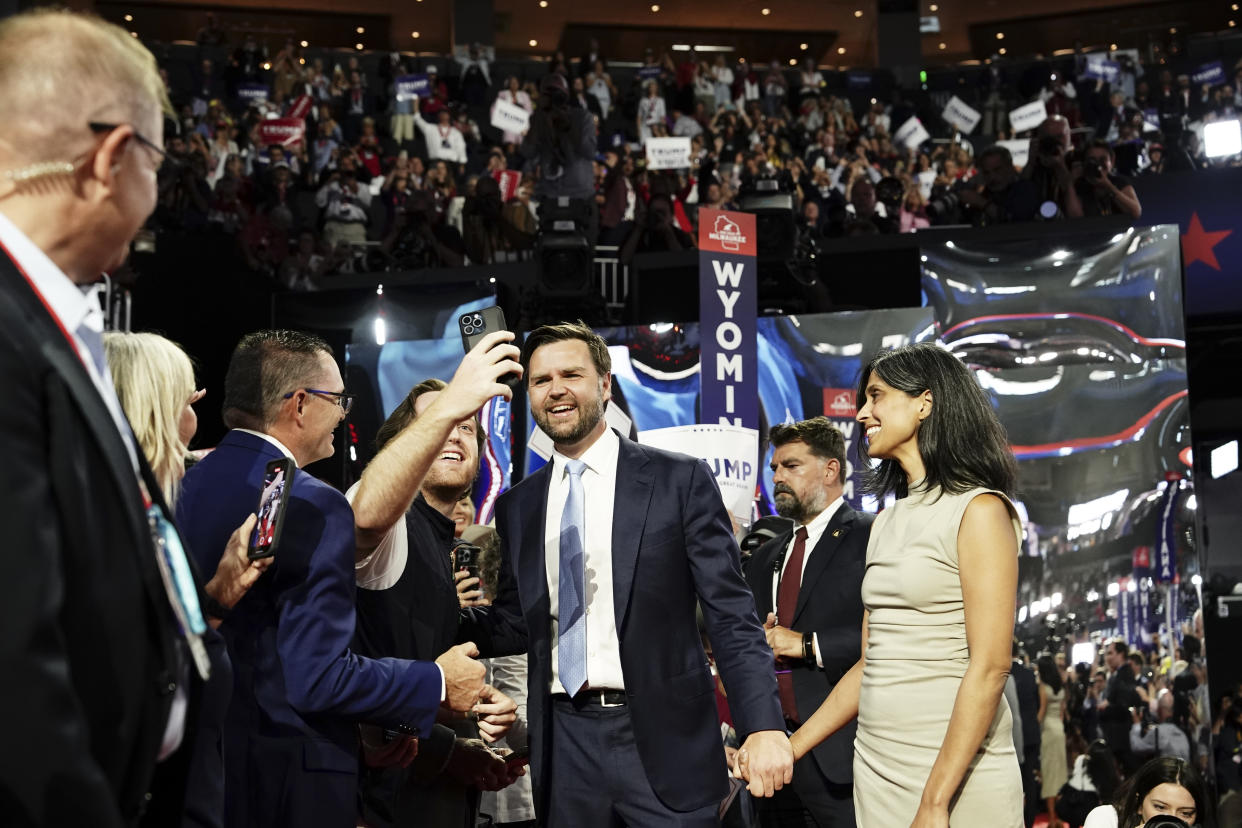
[638,424,759,522]
[997,139,1030,170]
[489,99,531,134]
[645,136,693,170]
[893,116,931,149]
[941,95,981,134]
[917,169,938,199]
[1008,100,1048,134]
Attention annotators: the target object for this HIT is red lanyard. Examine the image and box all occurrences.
[0,235,91,373]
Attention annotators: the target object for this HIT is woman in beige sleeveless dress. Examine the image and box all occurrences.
[739,343,1024,826]
[1037,655,1069,827]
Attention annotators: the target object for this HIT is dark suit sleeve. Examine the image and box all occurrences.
[461,494,528,659]
[273,486,442,736]
[683,459,785,738]
[0,342,124,827]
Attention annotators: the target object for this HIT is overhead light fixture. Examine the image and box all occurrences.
[838,46,846,54]
[1191,573,1203,586]
[789,58,797,65]
[355,42,364,50]
[939,42,946,49]
[529,38,538,46]
[996,32,1004,39]
[411,31,420,38]
[1110,42,1118,50]
[800,42,808,50]
[854,9,863,16]
[356,26,365,34]
[651,3,660,9]
[262,61,271,70]
[761,7,771,14]
[124,13,133,21]
[130,31,138,37]
[1107,582,1120,597]
[540,0,548,5]
[300,39,308,47]
[929,3,938,9]
[998,47,1006,54]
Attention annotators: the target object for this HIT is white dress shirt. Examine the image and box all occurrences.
[544,428,626,693]
[772,496,845,669]
[0,210,186,759]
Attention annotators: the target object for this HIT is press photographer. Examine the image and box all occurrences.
[955,145,1040,226]
[521,72,596,204]
[1023,115,1084,219]
[1073,139,1142,219]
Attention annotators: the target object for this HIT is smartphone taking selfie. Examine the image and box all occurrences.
[458,305,521,390]
[249,458,294,560]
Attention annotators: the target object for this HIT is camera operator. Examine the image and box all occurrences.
[1023,115,1084,219]
[1130,690,1192,763]
[1073,140,1142,219]
[956,145,1040,226]
[619,192,694,264]
[522,73,596,204]
[381,188,465,269]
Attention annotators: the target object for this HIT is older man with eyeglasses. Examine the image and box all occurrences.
[0,9,223,826]
[176,329,490,828]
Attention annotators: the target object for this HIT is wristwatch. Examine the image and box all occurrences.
[802,631,815,664]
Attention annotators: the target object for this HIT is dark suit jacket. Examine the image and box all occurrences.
[1101,663,1140,752]
[474,436,785,815]
[0,252,196,826]
[745,504,872,784]
[177,430,443,827]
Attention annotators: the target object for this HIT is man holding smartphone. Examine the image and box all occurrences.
[177,330,488,828]
[349,331,528,826]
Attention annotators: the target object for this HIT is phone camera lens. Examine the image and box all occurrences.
[463,324,475,334]
[472,314,483,326]
[460,314,473,326]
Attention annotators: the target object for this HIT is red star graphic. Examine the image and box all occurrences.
[1182,212,1232,271]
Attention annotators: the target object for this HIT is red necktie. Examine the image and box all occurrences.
[776,526,808,722]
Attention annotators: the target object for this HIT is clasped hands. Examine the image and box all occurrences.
[729,729,794,797]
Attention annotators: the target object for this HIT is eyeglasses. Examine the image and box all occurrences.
[88,121,180,168]
[284,388,355,414]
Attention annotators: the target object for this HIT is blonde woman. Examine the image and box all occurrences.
[103,331,270,609]
[104,331,270,828]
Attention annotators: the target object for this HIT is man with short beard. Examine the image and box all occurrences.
[473,321,794,827]
[745,417,873,827]
[349,335,529,827]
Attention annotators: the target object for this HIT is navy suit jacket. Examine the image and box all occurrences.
[746,505,872,784]
[474,435,785,814]
[177,430,443,827]
[0,252,200,827]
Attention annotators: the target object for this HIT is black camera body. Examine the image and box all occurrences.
[1084,158,1106,181]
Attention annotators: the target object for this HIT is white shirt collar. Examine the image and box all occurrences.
[551,426,620,479]
[795,494,846,540]
[0,209,98,335]
[234,428,298,464]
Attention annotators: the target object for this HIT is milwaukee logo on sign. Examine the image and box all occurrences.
[698,208,756,256]
[823,389,857,418]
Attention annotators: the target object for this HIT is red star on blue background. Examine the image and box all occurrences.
[1182,212,1232,271]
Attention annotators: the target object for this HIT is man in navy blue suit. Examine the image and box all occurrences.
[477,321,793,827]
[747,417,872,826]
[177,330,487,828]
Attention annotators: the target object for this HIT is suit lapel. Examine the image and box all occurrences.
[611,438,653,633]
[757,531,794,617]
[517,463,553,618]
[793,506,857,624]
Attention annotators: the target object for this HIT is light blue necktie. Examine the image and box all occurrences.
[558,458,588,697]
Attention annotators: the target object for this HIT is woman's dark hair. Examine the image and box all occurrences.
[1084,739,1121,803]
[855,343,1017,499]
[1113,756,1212,828]
[1037,655,1064,694]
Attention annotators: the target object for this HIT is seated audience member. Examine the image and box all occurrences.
[1082,756,1211,828]
[104,331,272,828]
[1072,139,1142,220]
[348,341,527,826]
[177,330,486,828]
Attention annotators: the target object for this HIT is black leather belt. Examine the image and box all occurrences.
[553,689,628,708]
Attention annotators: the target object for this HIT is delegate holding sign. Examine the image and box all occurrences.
[645,136,692,170]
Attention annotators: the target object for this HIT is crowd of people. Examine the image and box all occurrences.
[1006,634,1241,827]
[5,9,1241,828]
[143,27,1242,291]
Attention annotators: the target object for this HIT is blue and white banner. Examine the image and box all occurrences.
[395,73,431,101]
[1155,480,1180,582]
[1118,589,1133,645]
[237,83,270,103]
[637,65,663,81]
[1083,59,1121,83]
[1193,61,1226,87]
[1138,583,1152,647]
[698,209,758,431]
